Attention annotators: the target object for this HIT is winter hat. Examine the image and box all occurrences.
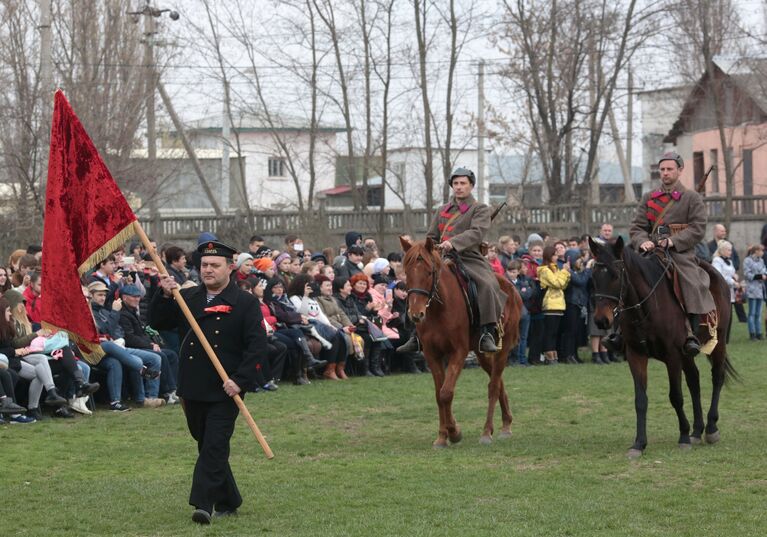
[371,258,390,274]
[274,252,291,267]
[525,233,543,249]
[235,252,254,269]
[349,272,369,288]
[345,231,363,248]
[253,246,273,259]
[253,258,274,273]
[371,273,389,287]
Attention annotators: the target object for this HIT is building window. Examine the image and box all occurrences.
[268,157,286,177]
[367,186,383,207]
[693,151,704,192]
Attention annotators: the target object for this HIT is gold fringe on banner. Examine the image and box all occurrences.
[76,222,137,276]
[42,321,106,365]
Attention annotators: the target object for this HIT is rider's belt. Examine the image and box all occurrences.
[668,224,688,235]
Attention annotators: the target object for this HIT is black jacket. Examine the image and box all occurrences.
[119,306,154,349]
[150,281,268,401]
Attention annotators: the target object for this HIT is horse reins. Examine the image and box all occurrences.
[594,249,673,317]
[406,253,442,309]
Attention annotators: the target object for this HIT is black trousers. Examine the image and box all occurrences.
[183,397,242,514]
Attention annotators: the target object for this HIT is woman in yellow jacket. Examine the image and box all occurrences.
[537,245,571,365]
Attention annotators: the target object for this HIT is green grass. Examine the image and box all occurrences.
[3,322,766,536]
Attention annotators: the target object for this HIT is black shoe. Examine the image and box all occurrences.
[54,406,75,419]
[478,332,498,353]
[293,376,310,386]
[683,337,701,358]
[0,398,26,414]
[305,355,328,371]
[44,388,68,407]
[192,509,212,525]
[565,355,579,365]
[76,382,100,398]
[397,334,421,353]
[213,509,238,518]
[27,407,44,421]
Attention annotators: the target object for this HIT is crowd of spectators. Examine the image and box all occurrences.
[1,221,765,424]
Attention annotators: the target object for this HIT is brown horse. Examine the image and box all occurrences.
[589,236,738,458]
[400,236,522,447]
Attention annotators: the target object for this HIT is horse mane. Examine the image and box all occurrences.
[622,244,668,288]
[403,240,441,268]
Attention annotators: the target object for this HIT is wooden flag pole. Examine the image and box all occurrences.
[133,221,274,459]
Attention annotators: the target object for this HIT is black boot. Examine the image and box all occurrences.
[369,346,385,377]
[478,324,498,353]
[396,333,420,353]
[298,338,327,371]
[684,314,701,358]
[44,387,68,407]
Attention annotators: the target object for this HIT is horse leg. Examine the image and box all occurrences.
[427,354,449,449]
[704,347,728,444]
[665,357,692,449]
[681,358,704,444]
[479,354,504,445]
[440,354,465,445]
[626,349,649,459]
[498,364,512,439]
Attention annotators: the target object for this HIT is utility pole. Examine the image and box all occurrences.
[128,1,179,239]
[221,81,231,210]
[143,5,159,238]
[38,0,53,212]
[477,60,486,205]
[626,65,633,196]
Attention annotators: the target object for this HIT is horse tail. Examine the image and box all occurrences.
[708,352,741,386]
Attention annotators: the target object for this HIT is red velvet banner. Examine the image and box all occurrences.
[41,90,137,362]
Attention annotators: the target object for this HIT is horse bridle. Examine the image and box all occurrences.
[406,253,442,309]
[593,252,673,317]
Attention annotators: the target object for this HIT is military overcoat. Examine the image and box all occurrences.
[629,179,716,314]
[150,280,268,401]
[426,195,507,326]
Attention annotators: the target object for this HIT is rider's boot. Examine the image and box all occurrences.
[684,313,701,357]
[602,330,624,353]
[396,332,421,353]
[478,324,499,353]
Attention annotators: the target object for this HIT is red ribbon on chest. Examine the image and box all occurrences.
[204,305,232,314]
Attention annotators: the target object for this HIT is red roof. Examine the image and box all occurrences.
[319,185,352,196]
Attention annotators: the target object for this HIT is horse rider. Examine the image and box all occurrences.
[398,167,508,354]
[623,151,716,357]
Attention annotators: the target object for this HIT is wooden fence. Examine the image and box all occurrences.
[2,195,763,258]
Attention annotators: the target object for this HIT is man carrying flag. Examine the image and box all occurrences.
[152,240,269,524]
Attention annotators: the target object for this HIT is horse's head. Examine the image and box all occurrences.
[588,235,625,330]
[400,235,441,323]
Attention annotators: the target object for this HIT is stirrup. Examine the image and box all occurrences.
[683,336,701,357]
[478,332,498,353]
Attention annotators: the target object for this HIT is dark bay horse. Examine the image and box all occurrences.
[400,236,522,447]
[589,236,737,458]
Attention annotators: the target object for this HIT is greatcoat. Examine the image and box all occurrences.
[629,179,716,314]
[426,195,507,326]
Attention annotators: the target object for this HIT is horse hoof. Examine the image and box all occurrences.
[498,430,513,440]
[690,436,702,445]
[432,440,448,449]
[448,431,463,444]
[479,435,492,445]
[678,442,692,451]
[705,431,720,444]
[626,448,643,459]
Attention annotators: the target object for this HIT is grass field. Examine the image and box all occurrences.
[3,322,766,537]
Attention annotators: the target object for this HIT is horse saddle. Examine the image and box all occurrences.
[444,252,480,328]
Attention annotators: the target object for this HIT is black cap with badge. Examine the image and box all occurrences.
[197,240,237,260]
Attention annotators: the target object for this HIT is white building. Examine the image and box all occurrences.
[167,113,346,210]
